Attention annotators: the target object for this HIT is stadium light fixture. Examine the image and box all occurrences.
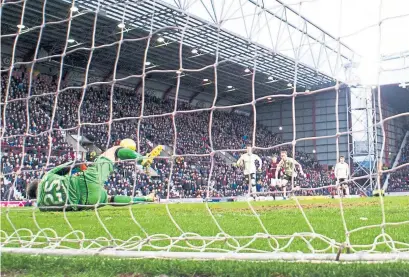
[117,22,125,29]
[67,38,75,43]
[176,70,182,74]
[191,49,198,54]
[70,6,79,12]
[157,37,165,43]
[267,97,272,100]
[17,24,25,29]
[268,76,274,80]
[305,89,310,93]
[145,61,151,66]
[203,78,209,82]
[279,126,283,130]
[313,149,316,153]
[287,83,292,87]
[227,85,233,89]
[244,68,250,73]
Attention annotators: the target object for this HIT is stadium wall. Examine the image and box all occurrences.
[257,89,349,166]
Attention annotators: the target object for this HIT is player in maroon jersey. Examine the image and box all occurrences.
[267,155,281,200]
[268,155,280,188]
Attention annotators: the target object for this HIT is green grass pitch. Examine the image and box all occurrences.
[1,196,409,276]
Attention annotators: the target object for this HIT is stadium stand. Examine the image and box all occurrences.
[1,72,74,200]
[1,70,407,201]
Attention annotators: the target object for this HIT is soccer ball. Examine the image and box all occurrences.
[120,139,136,151]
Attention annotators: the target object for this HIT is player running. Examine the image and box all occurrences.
[334,155,350,197]
[236,146,262,198]
[275,150,305,199]
[26,140,163,211]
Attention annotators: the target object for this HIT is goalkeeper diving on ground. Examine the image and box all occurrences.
[26,140,163,211]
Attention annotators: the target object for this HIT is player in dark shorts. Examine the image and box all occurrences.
[338,178,347,196]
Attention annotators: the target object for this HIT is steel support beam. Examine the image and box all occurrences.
[22,47,37,62]
[189,87,204,103]
[163,85,175,100]
[62,70,70,82]
[382,94,390,166]
[103,68,115,82]
[248,0,354,61]
[312,95,317,160]
[135,80,143,92]
[349,86,378,194]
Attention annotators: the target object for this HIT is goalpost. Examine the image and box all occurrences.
[1,0,409,262]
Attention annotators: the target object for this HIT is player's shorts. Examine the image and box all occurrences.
[244,173,256,185]
[281,174,297,188]
[281,174,294,181]
[338,178,348,188]
[270,178,280,187]
[75,156,114,207]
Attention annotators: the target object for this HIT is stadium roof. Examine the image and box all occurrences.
[1,0,357,106]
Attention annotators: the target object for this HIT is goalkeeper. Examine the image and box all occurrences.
[26,140,163,211]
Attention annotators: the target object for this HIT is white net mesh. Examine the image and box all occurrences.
[1,0,409,261]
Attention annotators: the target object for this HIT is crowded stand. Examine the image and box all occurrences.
[1,72,74,201]
[1,70,407,201]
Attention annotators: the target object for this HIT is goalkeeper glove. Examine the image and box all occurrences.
[115,147,144,161]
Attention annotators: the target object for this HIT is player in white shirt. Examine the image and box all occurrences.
[236,146,262,197]
[334,156,350,197]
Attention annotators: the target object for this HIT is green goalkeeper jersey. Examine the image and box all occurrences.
[36,162,81,211]
[37,157,114,211]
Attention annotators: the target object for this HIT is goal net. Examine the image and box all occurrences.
[1,0,409,262]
